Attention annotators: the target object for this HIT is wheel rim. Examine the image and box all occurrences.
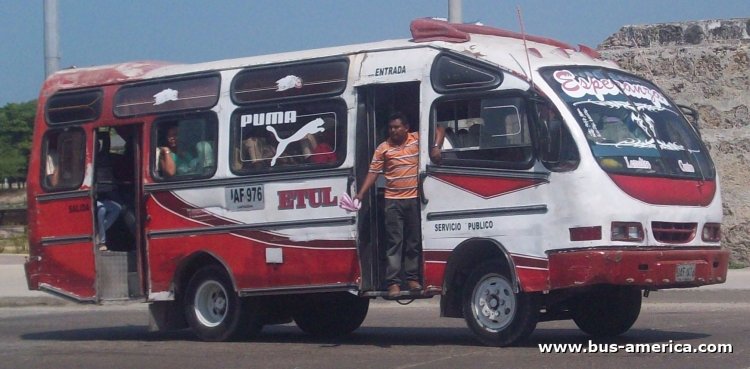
[193,280,229,328]
[471,274,516,332]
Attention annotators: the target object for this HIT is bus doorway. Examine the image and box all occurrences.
[355,81,420,293]
[93,125,143,301]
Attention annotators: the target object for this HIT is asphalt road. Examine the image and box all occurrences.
[0,291,748,369]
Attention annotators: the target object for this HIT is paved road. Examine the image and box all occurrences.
[0,291,748,369]
[2,254,749,368]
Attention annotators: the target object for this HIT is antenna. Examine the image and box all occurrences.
[628,26,654,77]
[516,6,535,88]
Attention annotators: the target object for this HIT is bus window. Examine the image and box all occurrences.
[41,128,86,191]
[230,99,347,174]
[153,113,218,180]
[432,95,534,169]
[536,102,580,171]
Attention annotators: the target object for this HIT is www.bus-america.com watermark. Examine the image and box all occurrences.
[539,340,733,354]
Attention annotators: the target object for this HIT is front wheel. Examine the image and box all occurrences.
[293,292,369,338]
[184,265,261,341]
[571,286,642,337]
[462,260,538,346]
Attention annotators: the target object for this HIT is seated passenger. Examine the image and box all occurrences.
[242,135,276,169]
[195,141,215,174]
[599,116,634,142]
[305,120,337,164]
[158,124,196,177]
[467,124,481,147]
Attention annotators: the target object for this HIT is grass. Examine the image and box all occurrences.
[728,259,749,269]
[0,227,28,254]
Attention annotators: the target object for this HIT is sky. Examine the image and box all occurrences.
[1,0,748,106]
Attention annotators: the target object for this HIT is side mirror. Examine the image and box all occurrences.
[677,104,701,137]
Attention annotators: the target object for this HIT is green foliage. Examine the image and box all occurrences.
[0,227,28,254]
[0,100,36,179]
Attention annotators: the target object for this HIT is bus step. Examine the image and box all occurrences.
[362,287,441,300]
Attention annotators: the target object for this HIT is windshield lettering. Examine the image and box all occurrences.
[553,69,669,108]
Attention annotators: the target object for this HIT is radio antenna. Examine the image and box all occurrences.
[516,6,535,89]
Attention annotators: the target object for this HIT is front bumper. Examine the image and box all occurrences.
[547,248,729,290]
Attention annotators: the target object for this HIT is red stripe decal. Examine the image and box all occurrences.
[432,173,545,199]
[511,254,549,269]
[424,250,451,262]
[150,191,354,249]
[608,174,716,206]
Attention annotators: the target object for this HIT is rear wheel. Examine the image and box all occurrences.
[462,260,538,346]
[184,265,261,341]
[571,285,642,337]
[293,292,369,338]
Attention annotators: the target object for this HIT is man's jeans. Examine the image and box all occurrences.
[384,198,421,286]
[97,199,121,245]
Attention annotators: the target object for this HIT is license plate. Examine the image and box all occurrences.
[225,185,265,211]
[675,263,696,282]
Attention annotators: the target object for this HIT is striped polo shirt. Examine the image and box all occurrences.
[369,132,420,199]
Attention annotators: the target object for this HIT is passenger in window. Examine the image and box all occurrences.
[242,134,277,169]
[354,112,444,298]
[306,118,337,164]
[158,124,196,177]
[45,147,60,188]
[467,124,482,146]
[194,141,215,174]
[456,128,469,148]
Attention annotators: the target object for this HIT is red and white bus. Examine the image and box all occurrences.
[25,18,728,346]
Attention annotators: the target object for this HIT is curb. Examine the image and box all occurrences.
[0,296,72,308]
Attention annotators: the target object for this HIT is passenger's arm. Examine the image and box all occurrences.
[354,172,379,202]
[159,147,176,177]
[430,125,446,163]
[47,171,59,187]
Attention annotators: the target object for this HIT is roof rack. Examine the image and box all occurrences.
[410,18,575,50]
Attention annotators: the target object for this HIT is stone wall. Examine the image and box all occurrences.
[598,19,750,265]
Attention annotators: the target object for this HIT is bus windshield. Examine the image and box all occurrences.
[541,67,715,180]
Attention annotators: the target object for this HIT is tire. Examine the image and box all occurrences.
[184,265,261,341]
[571,285,642,337]
[293,292,369,338]
[462,260,538,347]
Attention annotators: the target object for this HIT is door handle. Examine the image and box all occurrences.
[418,172,429,205]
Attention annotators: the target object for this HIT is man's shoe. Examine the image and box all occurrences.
[407,280,422,291]
[387,284,401,298]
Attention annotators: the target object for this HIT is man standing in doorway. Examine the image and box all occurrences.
[355,112,444,298]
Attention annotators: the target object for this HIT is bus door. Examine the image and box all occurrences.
[35,127,96,301]
[355,82,420,291]
[93,125,143,301]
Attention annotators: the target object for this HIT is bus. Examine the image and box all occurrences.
[25,18,728,346]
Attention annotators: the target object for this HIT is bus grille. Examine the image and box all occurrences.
[651,222,697,243]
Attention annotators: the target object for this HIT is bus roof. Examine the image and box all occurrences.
[42,18,617,95]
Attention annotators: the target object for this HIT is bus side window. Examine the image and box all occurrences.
[41,128,86,191]
[230,100,346,175]
[153,113,218,181]
[432,95,534,169]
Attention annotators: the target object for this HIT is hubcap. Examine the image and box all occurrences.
[194,280,229,327]
[472,274,516,332]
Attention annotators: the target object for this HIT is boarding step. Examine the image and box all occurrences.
[362,286,442,300]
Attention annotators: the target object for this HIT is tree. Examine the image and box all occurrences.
[0,100,36,181]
